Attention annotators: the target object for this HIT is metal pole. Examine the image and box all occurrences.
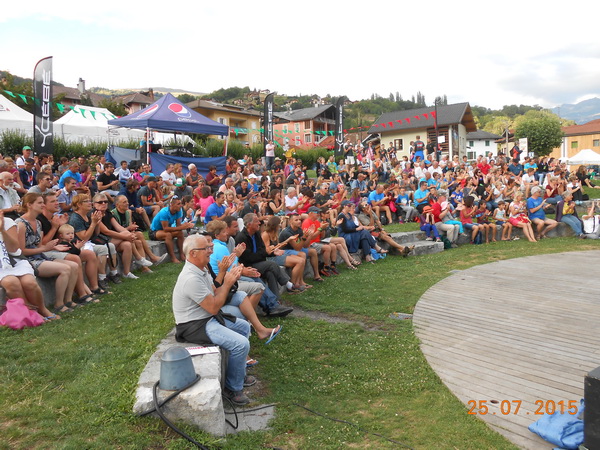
[435,99,440,161]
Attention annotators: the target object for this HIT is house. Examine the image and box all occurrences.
[550,119,600,160]
[52,78,105,108]
[273,104,337,149]
[113,90,155,115]
[367,102,477,160]
[466,130,502,159]
[186,99,262,144]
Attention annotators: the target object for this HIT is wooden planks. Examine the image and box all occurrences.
[413,250,600,449]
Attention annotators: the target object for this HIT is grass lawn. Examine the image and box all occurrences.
[2,235,599,449]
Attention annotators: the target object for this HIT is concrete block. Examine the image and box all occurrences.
[133,328,227,436]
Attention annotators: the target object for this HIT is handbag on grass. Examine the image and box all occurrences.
[0,298,44,330]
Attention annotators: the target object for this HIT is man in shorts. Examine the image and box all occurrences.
[150,197,194,263]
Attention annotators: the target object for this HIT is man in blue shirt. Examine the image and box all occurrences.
[150,197,193,263]
[507,159,523,177]
[414,181,431,211]
[527,186,557,239]
[205,192,231,224]
[58,161,82,188]
[350,172,368,197]
[368,184,393,224]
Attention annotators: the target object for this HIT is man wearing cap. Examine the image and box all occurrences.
[240,192,262,219]
[431,190,460,247]
[247,174,260,193]
[16,146,33,169]
[173,178,192,198]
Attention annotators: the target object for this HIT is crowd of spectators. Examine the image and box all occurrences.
[2,141,599,402]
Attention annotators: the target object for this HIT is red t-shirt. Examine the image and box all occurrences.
[431,202,443,223]
[301,218,321,244]
[477,163,491,175]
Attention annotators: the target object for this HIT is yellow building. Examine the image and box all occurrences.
[186,99,262,144]
[550,119,600,160]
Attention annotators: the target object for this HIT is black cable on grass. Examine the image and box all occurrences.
[293,402,415,449]
[140,374,201,417]
[152,380,209,449]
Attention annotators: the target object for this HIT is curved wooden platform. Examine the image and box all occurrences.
[413,250,600,449]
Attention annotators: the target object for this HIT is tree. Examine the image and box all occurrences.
[177,93,198,104]
[98,98,127,117]
[514,113,564,157]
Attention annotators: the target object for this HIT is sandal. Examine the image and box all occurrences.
[92,287,111,295]
[43,314,61,322]
[313,277,325,282]
[346,264,358,270]
[53,305,73,314]
[74,294,100,305]
[246,358,259,368]
[64,301,81,309]
[352,259,361,266]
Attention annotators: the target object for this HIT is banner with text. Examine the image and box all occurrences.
[263,92,274,154]
[33,56,53,154]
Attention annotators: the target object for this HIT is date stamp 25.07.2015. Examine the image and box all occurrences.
[467,399,580,416]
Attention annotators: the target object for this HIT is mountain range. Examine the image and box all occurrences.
[551,97,600,124]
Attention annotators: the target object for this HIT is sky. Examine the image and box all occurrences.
[2,0,600,110]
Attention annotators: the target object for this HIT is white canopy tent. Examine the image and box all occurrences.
[567,149,600,165]
[55,105,145,143]
[0,94,34,136]
[55,105,193,146]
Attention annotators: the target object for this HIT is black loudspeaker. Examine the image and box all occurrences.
[130,160,143,170]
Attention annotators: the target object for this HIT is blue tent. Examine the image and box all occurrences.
[107,93,229,136]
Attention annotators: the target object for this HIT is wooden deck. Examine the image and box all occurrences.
[413,250,600,449]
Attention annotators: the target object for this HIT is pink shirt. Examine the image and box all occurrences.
[198,196,214,218]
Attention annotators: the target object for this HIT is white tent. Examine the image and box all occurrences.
[567,149,600,165]
[55,105,193,146]
[55,105,145,143]
[0,94,34,136]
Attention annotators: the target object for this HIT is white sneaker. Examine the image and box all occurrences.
[123,272,139,279]
[137,258,153,267]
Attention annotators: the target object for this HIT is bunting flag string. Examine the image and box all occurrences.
[1,89,116,120]
[1,88,438,139]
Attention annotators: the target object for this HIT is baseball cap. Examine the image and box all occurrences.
[423,205,433,213]
[175,178,184,187]
[22,145,32,151]
[146,176,157,182]
[341,200,353,207]
[308,206,320,214]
